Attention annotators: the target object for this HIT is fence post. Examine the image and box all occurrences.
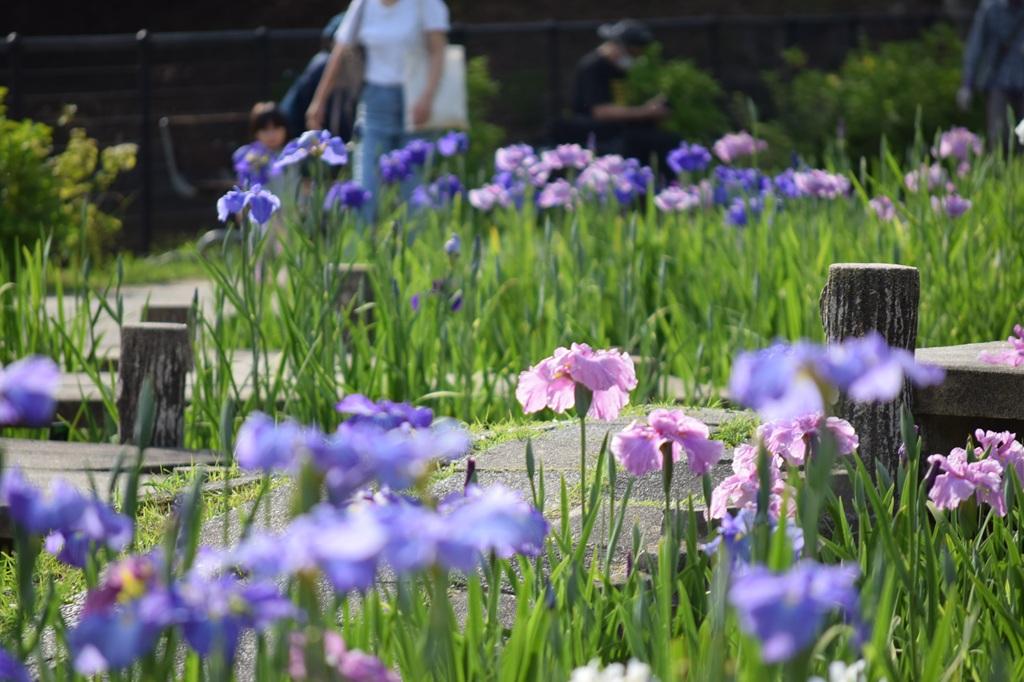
[5,33,22,120]
[545,20,562,131]
[136,29,153,253]
[118,322,193,448]
[819,263,921,476]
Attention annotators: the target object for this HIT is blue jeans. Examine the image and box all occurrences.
[354,83,420,220]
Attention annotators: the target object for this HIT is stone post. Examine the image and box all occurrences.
[117,323,192,448]
[328,263,374,336]
[143,303,193,327]
[819,263,920,476]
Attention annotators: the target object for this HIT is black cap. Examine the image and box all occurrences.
[597,19,654,47]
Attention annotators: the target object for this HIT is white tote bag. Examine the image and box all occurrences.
[403,0,469,132]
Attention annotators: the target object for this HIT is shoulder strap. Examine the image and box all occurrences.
[352,0,368,39]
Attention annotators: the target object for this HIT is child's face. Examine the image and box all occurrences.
[257,124,287,151]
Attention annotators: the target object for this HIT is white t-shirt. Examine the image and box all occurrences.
[335,0,450,86]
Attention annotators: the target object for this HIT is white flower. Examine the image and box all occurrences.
[809,659,874,682]
[569,660,602,682]
[1016,118,1024,146]
[568,659,654,682]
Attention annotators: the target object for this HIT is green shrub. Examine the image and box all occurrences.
[0,88,63,267]
[0,91,136,268]
[625,44,730,140]
[767,25,984,161]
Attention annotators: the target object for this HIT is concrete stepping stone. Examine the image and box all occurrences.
[0,438,220,538]
[915,342,1024,455]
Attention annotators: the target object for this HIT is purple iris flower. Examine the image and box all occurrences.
[444,233,461,257]
[44,500,134,567]
[362,421,471,490]
[0,470,84,534]
[246,185,281,224]
[729,333,945,420]
[403,138,434,166]
[239,505,386,593]
[232,141,279,188]
[274,129,348,170]
[729,342,832,420]
[772,169,802,200]
[369,499,447,573]
[434,174,464,204]
[411,174,463,209]
[216,187,248,221]
[179,573,295,663]
[69,590,178,674]
[216,185,281,225]
[817,332,946,402]
[234,412,305,473]
[437,130,469,157]
[450,292,463,312]
[410,293,422,312]
[81,553,163,617]
[931,193,972,218]
[714,166,770,202]
[336,394,433,430]
[379,149,413,184]
[726,196,763,227]
[701,508,804,568]
[728,561,860,663]
[324,180,372,211]
[436,484,549,571]
[0,355,59,427]
[622,163,654,196]
[0,647,28,682]
[668,142,712,174]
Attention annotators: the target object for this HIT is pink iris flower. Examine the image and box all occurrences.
[979,325,1024,367]
[712,131,768,164]
[515,343,637,420]
[868,195,896,222]
[904,163,947,193]
[757,414,859,467]
[611,409,724,477]
[927,447,1006,516]
[974,429,1024,484]
[934,127,983,164]
[709,444,793,520]
[654,185,702,213]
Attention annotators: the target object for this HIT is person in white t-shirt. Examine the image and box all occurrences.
[306,0,450,217]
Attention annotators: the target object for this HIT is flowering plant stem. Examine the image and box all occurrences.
[574,384,593,519]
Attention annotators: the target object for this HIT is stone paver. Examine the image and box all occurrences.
[915,342,1024,455]
[44,280,217,362]
[0,438,221,538]
[915,342,1024,420]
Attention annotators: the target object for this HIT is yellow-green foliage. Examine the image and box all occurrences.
[0,92,136,266]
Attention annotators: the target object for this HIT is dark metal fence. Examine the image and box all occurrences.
[0,12,971,251]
